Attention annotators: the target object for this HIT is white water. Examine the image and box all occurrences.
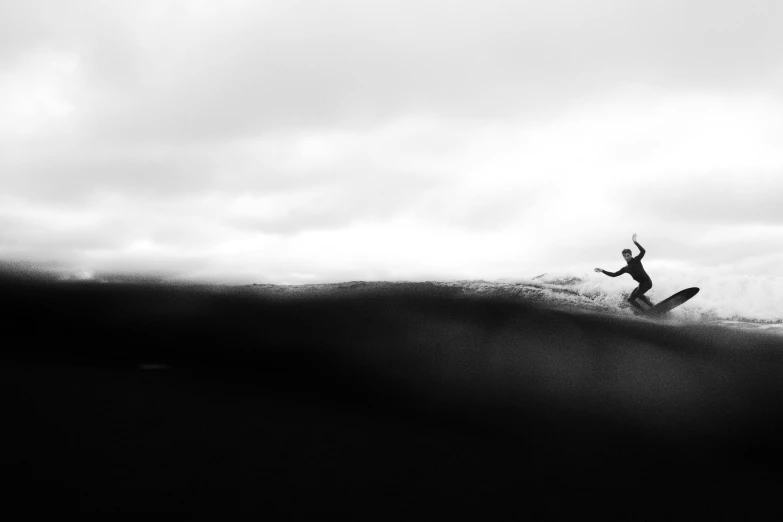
[535,271,782,321]
[438,271,783,334]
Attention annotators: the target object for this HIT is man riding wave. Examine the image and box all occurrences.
[594,233,653,312]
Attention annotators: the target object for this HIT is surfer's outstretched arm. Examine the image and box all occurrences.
[594,267,626,277]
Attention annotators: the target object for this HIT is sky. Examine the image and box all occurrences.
[1,0,782,285]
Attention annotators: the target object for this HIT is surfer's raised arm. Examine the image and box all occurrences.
[632,233,645,260]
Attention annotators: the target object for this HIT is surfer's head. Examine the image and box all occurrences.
[622,249,633,262]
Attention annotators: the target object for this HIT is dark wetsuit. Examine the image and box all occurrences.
[601,241,653,310]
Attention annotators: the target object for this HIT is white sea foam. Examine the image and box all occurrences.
[582,270,783,323]
[454,270,783,324]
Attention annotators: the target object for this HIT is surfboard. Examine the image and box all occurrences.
[644,287,699,317]
[634,297,653,311]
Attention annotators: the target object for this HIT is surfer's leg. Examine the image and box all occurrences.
[637,281,653,307]
[628,287,644,310]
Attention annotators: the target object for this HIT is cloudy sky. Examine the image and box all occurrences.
[1,0,782,284]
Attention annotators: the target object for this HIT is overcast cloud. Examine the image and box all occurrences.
[1,0,782,283]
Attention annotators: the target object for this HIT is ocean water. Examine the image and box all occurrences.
[4,274,783,512]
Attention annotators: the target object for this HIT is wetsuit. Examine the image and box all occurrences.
[601,241,653,310]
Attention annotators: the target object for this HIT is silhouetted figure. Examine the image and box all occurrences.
[595,233,653,312]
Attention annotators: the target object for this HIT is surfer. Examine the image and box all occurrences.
[594,233,653,312]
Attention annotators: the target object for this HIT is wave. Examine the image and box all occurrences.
[4,275,783,514]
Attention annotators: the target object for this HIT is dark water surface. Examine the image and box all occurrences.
[2,277,782,514]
